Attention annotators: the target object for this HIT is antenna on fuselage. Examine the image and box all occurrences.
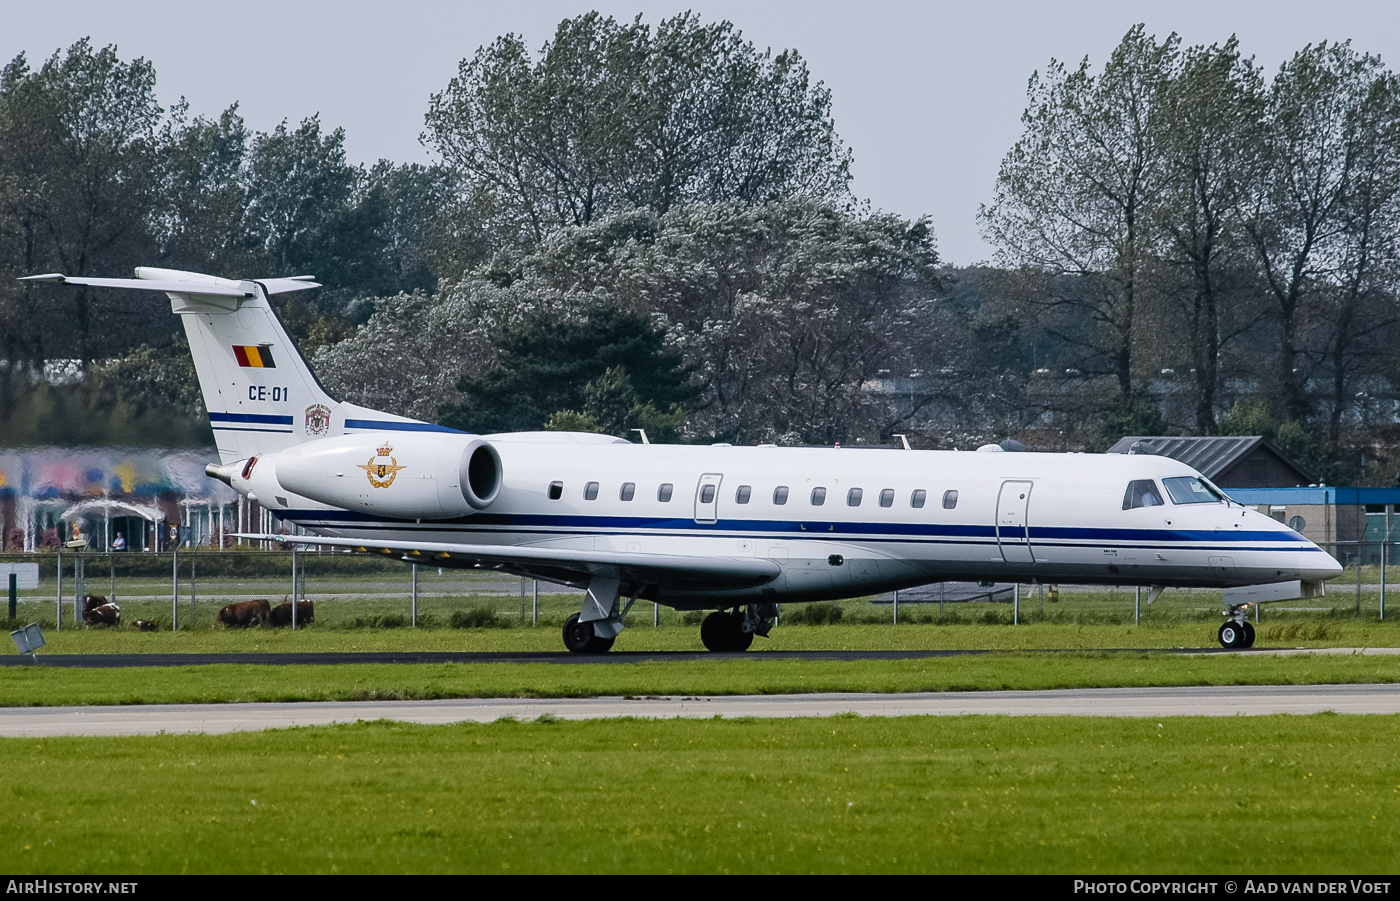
[892,434,912,451]
[632,429,650,445]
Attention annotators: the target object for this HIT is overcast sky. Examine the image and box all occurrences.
[7,1,1400,266]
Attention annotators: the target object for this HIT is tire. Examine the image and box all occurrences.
[563,613,593,653]
[700,611,752,652]
[1218,621,1244,648]
[563,613,613,654]
[1241,620,1256,649]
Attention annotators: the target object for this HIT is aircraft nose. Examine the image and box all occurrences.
[1304,544,1344,581]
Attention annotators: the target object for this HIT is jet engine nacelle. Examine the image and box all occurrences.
[273,433,502,519]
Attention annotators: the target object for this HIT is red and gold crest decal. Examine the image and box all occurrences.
[304,404,331,437]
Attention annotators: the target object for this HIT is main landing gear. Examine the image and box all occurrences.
[1217,605,1256,649]
[563,575,631,655]
[699,604,778,653]
[560,574,780,654]
[563,612,615,654]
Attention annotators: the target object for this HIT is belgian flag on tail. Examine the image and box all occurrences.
[232,345,276,368]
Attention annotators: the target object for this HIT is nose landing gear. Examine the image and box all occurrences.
[1218,606,1256,648]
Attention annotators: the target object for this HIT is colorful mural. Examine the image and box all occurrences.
[0,447,241,552]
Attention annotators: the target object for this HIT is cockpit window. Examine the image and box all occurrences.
[1123,479,1165,510]
[1162,476,1226,505]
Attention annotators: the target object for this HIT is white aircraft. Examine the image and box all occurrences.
[24,268,1343,651]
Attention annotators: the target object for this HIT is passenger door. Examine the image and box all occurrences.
[694,473,723,524]
[996,480,1035,564]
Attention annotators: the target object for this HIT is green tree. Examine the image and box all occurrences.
[155,102,253,276]
[441,305,693,435]
[1243,42,1398,424]
[0,39,165,377]
[1153,39,1266,434]
[423,12,852,247]
[981,25,1179,403]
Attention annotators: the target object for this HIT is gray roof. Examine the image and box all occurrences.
[1105,435,1313,483]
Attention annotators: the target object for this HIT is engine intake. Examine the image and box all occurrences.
[461,440,501,509]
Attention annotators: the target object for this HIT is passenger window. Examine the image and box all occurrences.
[735,485,752,504]
[942,490,958,509]
[811,487,827,506]
[911,489,927,508]
[879,488,894,507]
[847,487,863,507]
[548,481,563,500]
[658,483,674,502]
[773,486,789,505]
[620,482,635,501]
[700,485,716,504]
[584,482,599,501]
[1123,479,1164,510]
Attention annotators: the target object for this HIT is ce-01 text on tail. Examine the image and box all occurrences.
[24,268,1344,652]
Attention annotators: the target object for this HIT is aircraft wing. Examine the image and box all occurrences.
[236,533,781,591]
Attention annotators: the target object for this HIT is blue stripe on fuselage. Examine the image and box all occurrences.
[275,508,1316,551]
[343,419,465,433]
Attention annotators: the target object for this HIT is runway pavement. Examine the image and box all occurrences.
[1,683,1397,736]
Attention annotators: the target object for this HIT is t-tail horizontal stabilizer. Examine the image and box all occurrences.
[20,267,432,463]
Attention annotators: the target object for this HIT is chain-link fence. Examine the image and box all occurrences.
[1,540,1390,632]
[0,548,597,632]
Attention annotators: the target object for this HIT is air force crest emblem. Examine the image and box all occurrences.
[359,442,406,488]
[304,404,331,437]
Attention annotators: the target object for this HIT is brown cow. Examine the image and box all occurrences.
[217,599,271,628]
[269,601,314,627]
[83,602,120,627]
[134,619,159,632]
[83,594,108,615]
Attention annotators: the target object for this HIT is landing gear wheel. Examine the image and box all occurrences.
[563,613,615,654]
[700,611,753,652]
[1218,621,1246,649]
[1240,620,1256,649]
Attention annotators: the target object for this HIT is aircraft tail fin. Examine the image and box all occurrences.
[21,267,454,463]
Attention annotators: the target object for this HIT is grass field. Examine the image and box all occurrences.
[6,606,1400,656]
[4,555,1397,874]
[3,714,1397,874]
[2,652,1399,707]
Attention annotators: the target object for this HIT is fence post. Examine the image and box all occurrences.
[56,549,62,631]
[533,580,538,625]
[1382,542,1388,622]
[893,589,899,625]
[291,546,298,630]
[1357,540,1364,614]
[411,562,418,627]
[1135,586,1140,625]
[1013,583,1020,625]
[172,545,179,631]
[74,550,83,626]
